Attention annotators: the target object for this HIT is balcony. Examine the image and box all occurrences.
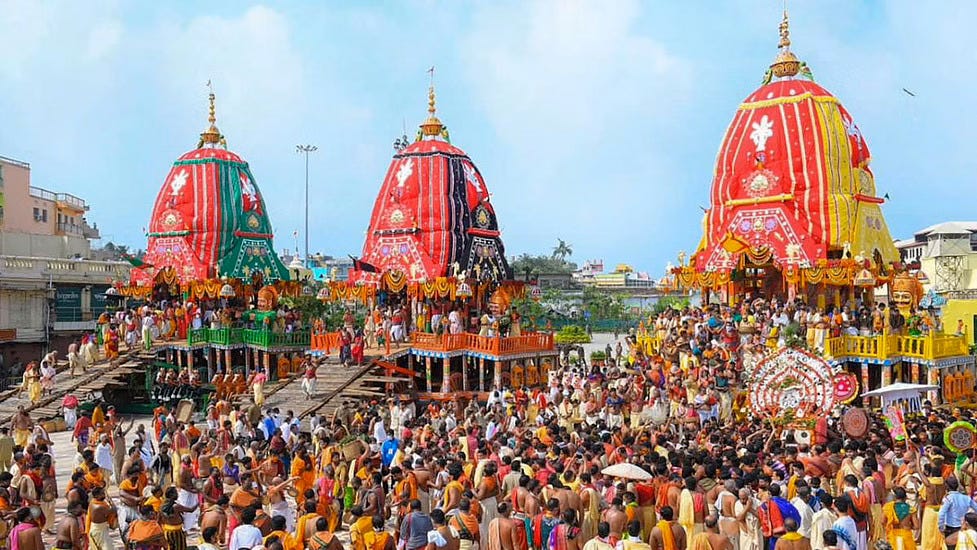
[408,331,555,357]
[28,186,56,202]
[56,193,87,211]
[187,328,311,349]
[28,187,88,211]
[634,332,970,363]
[56,221,84,236]
[0,255,130,284]
[823,333,969,362]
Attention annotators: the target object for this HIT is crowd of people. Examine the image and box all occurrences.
[2,293,975,550]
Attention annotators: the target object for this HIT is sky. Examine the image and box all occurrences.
[2,0,976,277]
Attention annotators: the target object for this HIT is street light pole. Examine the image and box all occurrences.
[296,144,318,267]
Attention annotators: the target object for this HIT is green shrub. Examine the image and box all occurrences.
[554,325,591,344]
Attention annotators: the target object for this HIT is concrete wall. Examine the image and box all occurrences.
[0,232,90,258]
[942,299,977,346]
[0,289,47,343]
[1,159,32,233]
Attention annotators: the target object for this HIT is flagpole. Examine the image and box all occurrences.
[296,144,318,268]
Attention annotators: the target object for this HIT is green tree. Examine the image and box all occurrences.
[581,286,626,321]
[652,295,691,315]
[510,254,576,276]
[551,239,573,261]
[511,288,566,329]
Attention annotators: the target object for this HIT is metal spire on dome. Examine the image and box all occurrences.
[199,80,226,148]
[768,9,802,80]
[418,67,449,141]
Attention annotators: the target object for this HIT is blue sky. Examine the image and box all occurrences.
[2,1,975,276]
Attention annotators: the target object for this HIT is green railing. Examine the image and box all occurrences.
[188,328,244,346]
[188,327,310,348]
[242,329,310,348]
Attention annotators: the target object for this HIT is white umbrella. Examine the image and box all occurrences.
[601,462,653,481]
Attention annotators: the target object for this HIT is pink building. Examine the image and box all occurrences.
[0,155,98,257]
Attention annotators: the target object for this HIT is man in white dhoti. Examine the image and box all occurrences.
[176,455,200,531]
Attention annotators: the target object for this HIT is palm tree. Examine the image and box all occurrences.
[552,239,573,261]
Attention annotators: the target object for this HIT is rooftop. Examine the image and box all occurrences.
[0,155,30,169]
[916,221,977,237]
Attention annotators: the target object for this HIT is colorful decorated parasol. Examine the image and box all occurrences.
[842,408,869,439]
[833,373,859,404]
[944,421,977,455]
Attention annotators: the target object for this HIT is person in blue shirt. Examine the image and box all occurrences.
[261,411,276,441]
[382,435,399,468]
[938,477,977,537]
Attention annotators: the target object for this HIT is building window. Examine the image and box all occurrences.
[42,209,47,222]
[970,232,977,252]
[33,207,40,221]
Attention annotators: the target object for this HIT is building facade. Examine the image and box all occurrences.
[0,155,128,368]
[895,222,977,345]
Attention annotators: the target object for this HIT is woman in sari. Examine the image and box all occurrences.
[250,370,267,407]
[21,362,41,405]
[104,328,120,361]
[549,509,581,550]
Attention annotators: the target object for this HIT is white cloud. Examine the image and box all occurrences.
[149,6,306,151]
[459,0,693,266]
[463,0,686,154]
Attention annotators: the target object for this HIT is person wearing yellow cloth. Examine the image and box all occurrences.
[442,463,466,514]
[80,450,107,490]
[679,477,706,541]
[363,515,396,550]
[537,424,554,447]
[583,522,617,550]
[265,515,299,550]
[316,467,341,533]
[292,500,324,550]
[159,486,198,550]
[91,403,106,429]
[919,462,946,550]
[24,362,43,406]
[650,506,687,550]
[86,486,119,550]
[309,516,345,550]
[785,463,805,501]
[948,514,977,550]
[143,485,164,513]
[291,448,316,509]
[12,407,32,448]
[882,487,918,550]
[349,506,375,550]
[689,515,733,550]
[772,519,807,550]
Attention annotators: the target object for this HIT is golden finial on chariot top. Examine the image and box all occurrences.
[199,80,225,147]
[778,9,791,49]
[419,66,445,138]
[769,9,801,79]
